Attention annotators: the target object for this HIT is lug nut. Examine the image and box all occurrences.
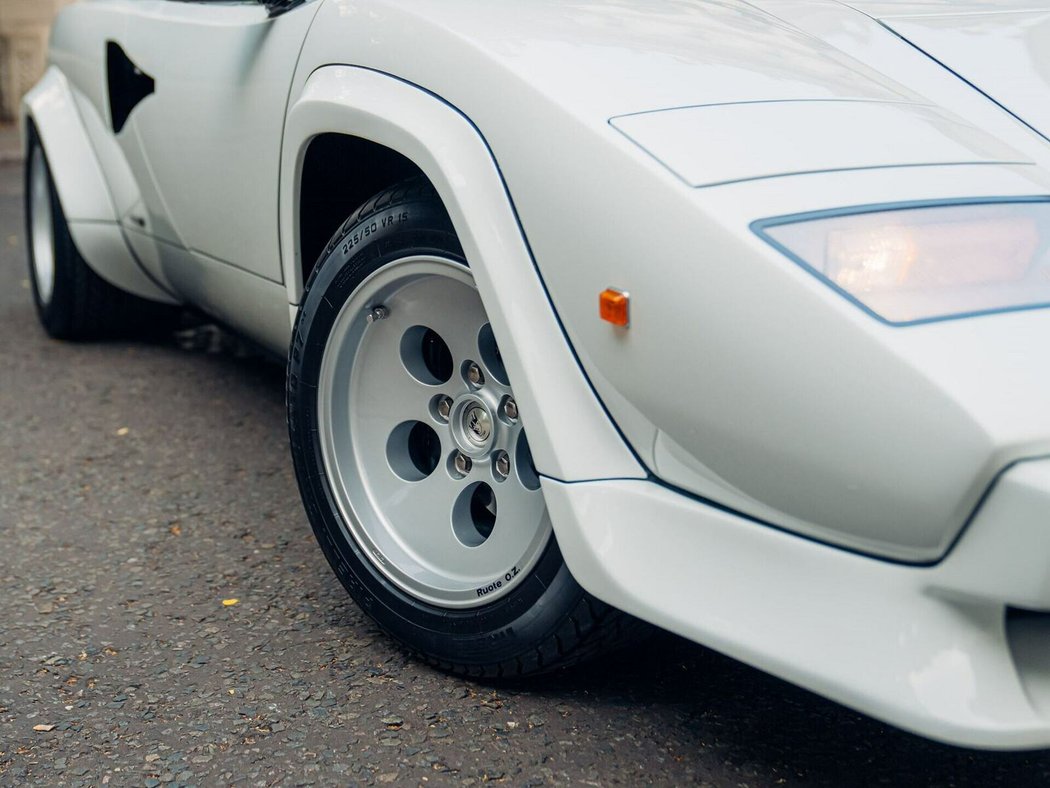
[493,451,511,481]
[453,452,472,476]
[466,362,484,387]
[365,305,389,323]
[435,395,452,422]
[502,398,518,422]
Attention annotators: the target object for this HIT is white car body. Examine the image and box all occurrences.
[22,0,1050,749]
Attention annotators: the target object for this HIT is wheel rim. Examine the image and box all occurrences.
[317,256,551,609]
[28,145,56,306]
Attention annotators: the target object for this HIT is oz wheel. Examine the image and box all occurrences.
[25,122,179,340]
[288,178,645,675]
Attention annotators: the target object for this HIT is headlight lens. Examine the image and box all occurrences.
[756,201,1050,324]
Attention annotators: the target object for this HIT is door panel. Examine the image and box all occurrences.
[122,0,320,282]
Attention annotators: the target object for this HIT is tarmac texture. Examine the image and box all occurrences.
[1,159,1049,786]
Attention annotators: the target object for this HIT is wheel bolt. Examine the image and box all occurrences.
[435,395,452,422]
[365,305,389,323]
[453,452,472,476]
[502,397,518,422]
[493,451,511,481]
[466,362,484,387]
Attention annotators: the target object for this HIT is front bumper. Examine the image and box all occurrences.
[543,459,1050,750]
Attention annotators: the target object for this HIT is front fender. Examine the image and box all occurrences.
[279,66,643,484]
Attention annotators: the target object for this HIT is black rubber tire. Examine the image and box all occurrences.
[24,123,180,341]
[287,177,648,677]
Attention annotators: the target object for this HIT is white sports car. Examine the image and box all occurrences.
[22,0,1050,750]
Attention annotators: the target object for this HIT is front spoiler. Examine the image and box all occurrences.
[543,460,1050,750]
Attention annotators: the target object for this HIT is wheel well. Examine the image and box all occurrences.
[299,134,426,287]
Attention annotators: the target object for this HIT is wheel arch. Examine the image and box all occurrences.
[297,134,425,289]
[20,67,177,304]
[21,67,114,225]
[281,65,643,484]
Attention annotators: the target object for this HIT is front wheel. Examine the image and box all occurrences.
[287,178,644,676]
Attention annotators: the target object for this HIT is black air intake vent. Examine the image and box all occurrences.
[106,41,154,134]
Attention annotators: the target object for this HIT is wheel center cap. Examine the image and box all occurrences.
[463,403,492,446]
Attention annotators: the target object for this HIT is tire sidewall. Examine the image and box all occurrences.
[287,190,581,666]
[24,127,77,338]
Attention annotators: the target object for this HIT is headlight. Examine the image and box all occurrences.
[754,200,1050,325]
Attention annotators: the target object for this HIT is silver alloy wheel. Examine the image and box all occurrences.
[317,256,551,608]
[28,145,56,306]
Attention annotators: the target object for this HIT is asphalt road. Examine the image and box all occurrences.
[1,160,1049,787]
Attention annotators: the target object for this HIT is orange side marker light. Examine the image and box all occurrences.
[599,288,630,327]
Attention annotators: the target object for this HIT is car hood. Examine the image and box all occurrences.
[841,2,1050,142]
[321,0,921,116]
[308,0,1041,188]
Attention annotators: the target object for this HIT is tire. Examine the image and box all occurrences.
[24,124,179,340]
[288,177,646,677]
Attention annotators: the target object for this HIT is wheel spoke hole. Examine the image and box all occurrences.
[400,326,453,385]
[453,482,497,547]
[387,420,441,481]
[478,324,509,386]
[515,432,541,491]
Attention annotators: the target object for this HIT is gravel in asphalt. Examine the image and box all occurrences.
[1,161,1049,786]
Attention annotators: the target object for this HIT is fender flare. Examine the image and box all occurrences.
[280,66,643,483]
[21,67,176,304]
